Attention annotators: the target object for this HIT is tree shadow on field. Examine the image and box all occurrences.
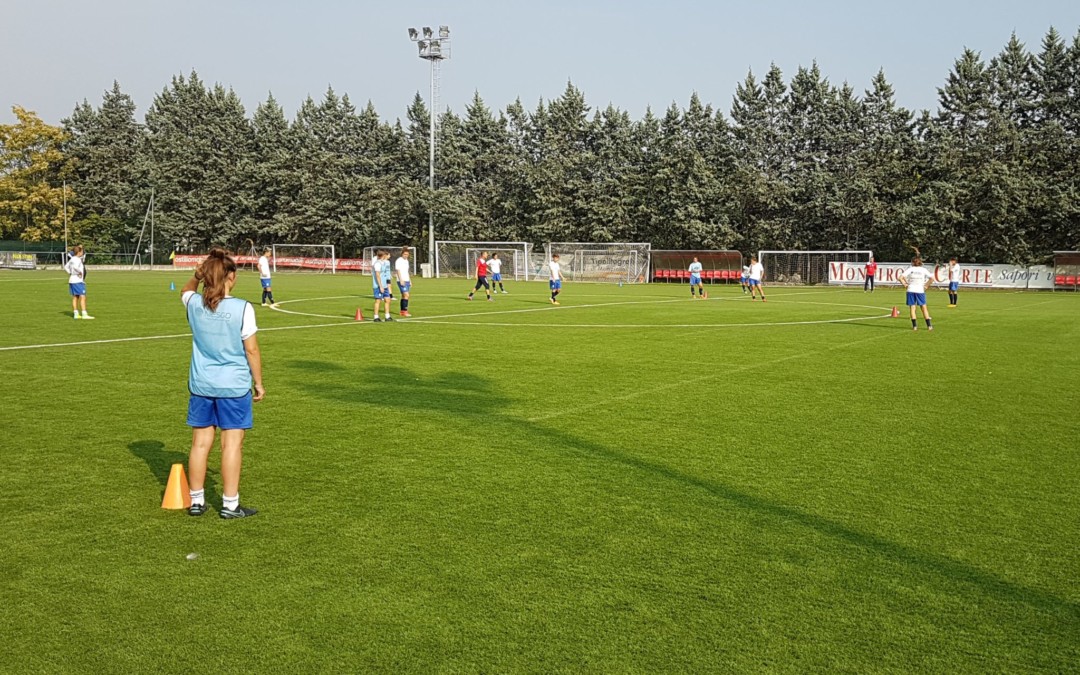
[296,364,1080,623]
[128,440,218,503]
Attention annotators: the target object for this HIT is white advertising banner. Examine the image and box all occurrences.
[828,262,1055,289]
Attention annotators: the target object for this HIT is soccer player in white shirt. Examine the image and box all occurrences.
[688,257,706,299]
[947,257,961,308]
[395,249,412,317]
[899,256,934,331]
[372,250,394,322]
[64,245,94,319]
[549,254,564,305]
[740,264,751,294]
[488,253,507,294]
[748,256,766,302]
[258,249,278,308]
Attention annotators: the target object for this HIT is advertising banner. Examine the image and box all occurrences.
[173,254,370,273]
[828,262,1054,289]
[0,252,38,269]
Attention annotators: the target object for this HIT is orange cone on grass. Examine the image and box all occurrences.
[162,463,191,509]
[891,306,900,318]
[354,307,364,321]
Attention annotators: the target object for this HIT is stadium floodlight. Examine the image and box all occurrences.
[406,23,452,268]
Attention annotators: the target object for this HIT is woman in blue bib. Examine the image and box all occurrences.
[181,248,265,519]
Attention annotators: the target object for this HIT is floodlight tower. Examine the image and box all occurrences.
[407,25,451,267]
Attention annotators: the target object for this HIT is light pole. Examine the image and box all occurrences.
[408,25,450,269]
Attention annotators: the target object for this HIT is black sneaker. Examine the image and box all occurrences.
[385,316,394,322]
[188,503,209,517]
[372,317,383,323]
[220,505,258,519]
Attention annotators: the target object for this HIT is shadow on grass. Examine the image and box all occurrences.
[128,439,218,503]
[295,365,1080,622]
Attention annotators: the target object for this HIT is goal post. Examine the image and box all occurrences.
[544,242,651,283]
[363,246,418,275]
[271,244,337,274]
[434,241,532,280]
[757,250,872,285]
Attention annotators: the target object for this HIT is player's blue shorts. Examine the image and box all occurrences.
[397,281,411,294]
[550,279,562,291]
[748,279,760,286]
[740,276,749,283]
[68,282,86,296]
[373,287,392,299]
[492,273,502,282]
[690,274,701,285]
[260,278,272,288]
[948,281,959,292]
[906,292,927,306]
[187,391,253,430]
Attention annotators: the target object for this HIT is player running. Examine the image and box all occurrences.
[748,256,766,301]
[181,248,263,519]
[947,257,962,308]
[688,257,706,299]
[899,256,934,331]
[372,250,394,322]
[64,245,94,319]
[467,251,493,301]
[488,253,507,294]
[740,263,751,294]
[258,249,278,308]
[395,249,412,317]
[549,254,564,305]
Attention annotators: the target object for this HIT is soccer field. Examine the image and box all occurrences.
[2,270,1078,672]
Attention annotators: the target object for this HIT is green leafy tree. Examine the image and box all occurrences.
[0,106,71,241]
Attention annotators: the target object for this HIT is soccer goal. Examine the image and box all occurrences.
[271,244,337,274]
[758,250,872,285]
[363,246,418,275]
[435,241,533,280]
[543,242,651,283]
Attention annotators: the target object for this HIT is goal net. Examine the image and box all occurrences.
[363,246,418,276]
[542,242,651,283]
[758,250,872,285]
[271,244,337,274]
[435,241,533,280]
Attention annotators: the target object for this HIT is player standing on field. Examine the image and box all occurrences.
[372,250,394,322]
[549,254,564,305]
[864,255,877,293]
[64,245,94,319]
[688,257,706,299]
[395,249,412,317]
[467,251,493,301]
[258,249,278,308]
[748,256,766,302]
[181,248,263,519]
[488,253,507,294]
[740,263,751,294]
[947,257,961,308]
[899,256,934,331]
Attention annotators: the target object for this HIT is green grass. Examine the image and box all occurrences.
[1,269,1078,673]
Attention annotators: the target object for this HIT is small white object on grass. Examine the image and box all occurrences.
[186,553,199,561]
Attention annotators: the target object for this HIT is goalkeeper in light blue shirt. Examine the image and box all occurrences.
[689,257,706,299]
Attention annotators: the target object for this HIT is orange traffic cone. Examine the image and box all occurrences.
[354,308,364,321]
[891,306,900,318]
[162,463,192,509]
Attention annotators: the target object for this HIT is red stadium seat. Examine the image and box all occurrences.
[1055,275,1066,286]
[1066,276,1078,287]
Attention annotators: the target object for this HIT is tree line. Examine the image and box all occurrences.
[2,27,1079,263]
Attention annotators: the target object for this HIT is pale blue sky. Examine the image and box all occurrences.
[3,0,1079,125]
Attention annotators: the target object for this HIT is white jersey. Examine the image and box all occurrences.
[258,255,271,279]
[742,265,750,278]
[487,258,502,275]
[688,262,703,275]
[948,263,961,282]
[65,255,85,283]
[903,266,934,293]
[182,291,257,339]
[749,262,764,281]
[395,256,411,283]
[549,261,562,280]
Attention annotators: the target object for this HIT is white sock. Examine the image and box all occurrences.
[223,494,239,511]
[190,489,205,506]
[74,310,79,317]
[385,312,390,318]
[82,311,89,316]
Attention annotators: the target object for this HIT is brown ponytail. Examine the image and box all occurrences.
[198,248,237,312]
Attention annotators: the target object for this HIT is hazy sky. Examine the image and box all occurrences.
[3,0,1079,126]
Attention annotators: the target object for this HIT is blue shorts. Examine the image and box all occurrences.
[397,281,411,294]
[906,292,927,306]
[741,276,748,283]
[373,287,392,299]
[69,282,86,296]
[690,275,701,285]
[748,279,760,286]
[187,391,253,430]
[492,273,502,282]
[550,280,562,291]
[260,278,272,288]
[948,282,959,292]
